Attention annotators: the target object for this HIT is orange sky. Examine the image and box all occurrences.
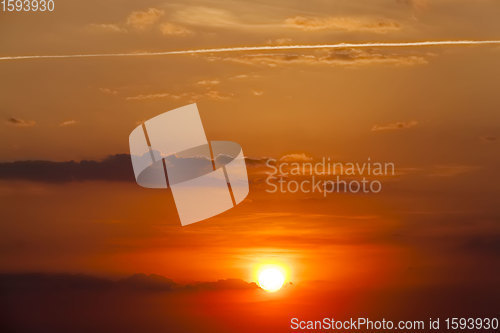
[0,0,499,300]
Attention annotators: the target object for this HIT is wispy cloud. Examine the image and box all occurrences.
[126,8,164,30]
[5,117,36,127]
[397,0,429,10]
[99,87,118,95]
[160,22,192,36]
[59,120,78,127]
[230,74,261,80]
[284,16,401,33]
[86,8,192,37]
[126,90,231,101]
[196,79,220,86]
[172,6,244,28]
[280,153,313,162]
[86,23,126,33]
[126,92,170,100]
[209,49,427,67]
[267,38,293,45]
[371,120,419,131]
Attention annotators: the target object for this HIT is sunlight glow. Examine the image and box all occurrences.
[257,266,286,292]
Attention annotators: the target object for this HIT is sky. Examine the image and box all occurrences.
[0,0,499,331]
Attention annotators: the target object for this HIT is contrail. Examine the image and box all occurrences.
[1,40,499,61]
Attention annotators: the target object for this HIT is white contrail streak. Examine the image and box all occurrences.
[1,40,499,61]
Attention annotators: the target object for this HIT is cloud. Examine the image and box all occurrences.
[371,120,419,131]
[396,0,429,10]
[208,49,427,68]
[0,273,496,333]
[126,92,171,100]
[266,38,293,45]
[232,74,249,79]
[279,153,313,162]
[201,90,230,101]
[119,274,258,292]
[480,136,497,143]
[118,273,177,291]
[458,234,500,256]
[159,22,192,36]
[230,74,261,80]
[99,87,118,95]
[0,154,270,183]
[126,8,164,30]
[187,278,258,291]
[252,90,264,96]
[171,7,402,34]
[196,79,220,86]
[284,16,401,33]
[126,90,231,101]
[0,154,134,183]
[172,6,242,28]
[86,23,126,33]
[87,10,191,37]
[58,120,78,127]
[0,273,258,292]
[5,117,36,127]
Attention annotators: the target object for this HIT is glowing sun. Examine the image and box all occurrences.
[257,266,286,292]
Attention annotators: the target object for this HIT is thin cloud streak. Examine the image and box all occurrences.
[1,40,500,61]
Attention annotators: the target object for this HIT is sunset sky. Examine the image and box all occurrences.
[1,0,499,332]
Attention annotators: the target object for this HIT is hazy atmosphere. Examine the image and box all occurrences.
[1,0,499,332]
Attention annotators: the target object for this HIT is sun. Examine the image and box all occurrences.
[257,266,286,292]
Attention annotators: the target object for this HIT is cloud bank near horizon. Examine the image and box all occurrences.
[0,272,258,292]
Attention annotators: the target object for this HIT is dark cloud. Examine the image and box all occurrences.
[371,120,419,131]
[118,273,177,291]
[243,157,268,165]
[0,272,258,293]
[0,154,265,183]
[115,274,257,292]
[480,136,497,143]
[0,154,134,183]
[459,234,500,256]
[0,273,112,292]
[185,278,258,291]
[0,273,260,332]
[5,117,36,127]
[0,273,497,333]
[283,16,401,33]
